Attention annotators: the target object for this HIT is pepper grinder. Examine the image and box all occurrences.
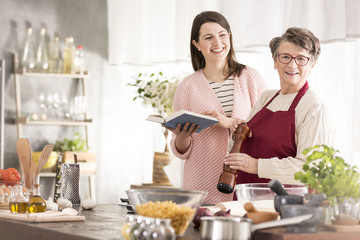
[217,123,251,194]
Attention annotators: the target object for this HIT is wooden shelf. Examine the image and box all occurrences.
[15,117,92,126]
[16,68,90,78]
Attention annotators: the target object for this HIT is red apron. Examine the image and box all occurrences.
[235,81,309,189]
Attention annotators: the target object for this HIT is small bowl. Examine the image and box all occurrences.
[274,195,304,213]
[280,205,323,233]
[126,189,207,236]
[32,151,58,170]
[235,183,308,211]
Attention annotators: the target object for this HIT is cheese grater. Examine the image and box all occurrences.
[54,153,81,204]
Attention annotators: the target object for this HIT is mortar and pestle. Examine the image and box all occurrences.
[217,123,251,194]
[244,202,279,224]
[280,193,327,233]
[268,179,304,214]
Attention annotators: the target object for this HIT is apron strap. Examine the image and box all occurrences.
[289,81,309,110]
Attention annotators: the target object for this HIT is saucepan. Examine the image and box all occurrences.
[200,214,312,240]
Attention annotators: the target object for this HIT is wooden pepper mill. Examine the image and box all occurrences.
[217,123,251,194]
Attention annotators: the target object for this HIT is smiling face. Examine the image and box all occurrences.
[274,41,316,94]
[192,22,230,65]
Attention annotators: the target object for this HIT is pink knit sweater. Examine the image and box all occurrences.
[170,67,267,204]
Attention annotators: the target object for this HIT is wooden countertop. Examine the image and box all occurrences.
[0,204,359,239]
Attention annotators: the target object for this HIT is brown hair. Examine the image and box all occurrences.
[190,11,246,78]
[269,27,321,61]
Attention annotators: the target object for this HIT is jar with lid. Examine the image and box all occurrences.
[148,218,175,240]
[9,183,28,214]
[121,215,137,240]
[138,217,155,240]
[129,215,144,240]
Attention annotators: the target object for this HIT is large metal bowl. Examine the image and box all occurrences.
[126,189,207,236]
[235,183,308,212]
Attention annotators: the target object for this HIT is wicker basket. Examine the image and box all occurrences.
[152,151,175,186]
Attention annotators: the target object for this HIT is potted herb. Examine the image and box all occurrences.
[295,145,360,224]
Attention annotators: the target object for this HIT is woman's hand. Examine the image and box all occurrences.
[203,111,244,133]
[166,122,199,154]
[224,153,258,174]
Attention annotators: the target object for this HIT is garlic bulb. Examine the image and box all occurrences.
[57,198,72,211]
[81,197,96,210]
[45,197,58,211]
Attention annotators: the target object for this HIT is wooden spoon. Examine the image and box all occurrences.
[16,138,31,188]
[244,202,279,224]
[37,144,54,175]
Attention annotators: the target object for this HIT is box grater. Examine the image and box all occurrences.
[54,153,81,204]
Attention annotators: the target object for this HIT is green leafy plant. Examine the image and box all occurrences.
[127,72,179,117]
[295,145,360,204]
[54,132,88,152]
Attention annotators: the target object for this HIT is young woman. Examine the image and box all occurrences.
[168,11,267,204]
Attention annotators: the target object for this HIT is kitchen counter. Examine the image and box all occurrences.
[0,204,359,239]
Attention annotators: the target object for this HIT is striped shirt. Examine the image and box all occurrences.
[209,78,234,117]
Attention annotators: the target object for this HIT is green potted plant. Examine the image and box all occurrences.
[295,145,360,225]
[128,72,179,185]
[54,133,96,174]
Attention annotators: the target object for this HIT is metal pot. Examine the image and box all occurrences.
[200,214,312,240]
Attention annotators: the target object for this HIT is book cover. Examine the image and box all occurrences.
[146,110,219,133]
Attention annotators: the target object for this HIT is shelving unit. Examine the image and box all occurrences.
[12,53,96,200]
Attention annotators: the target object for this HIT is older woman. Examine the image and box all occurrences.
[211,27,334,187]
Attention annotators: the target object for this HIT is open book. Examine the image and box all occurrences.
[146,110,219,133]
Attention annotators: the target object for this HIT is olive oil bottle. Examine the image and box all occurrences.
[28,184,47,213]
[9,184,28,214]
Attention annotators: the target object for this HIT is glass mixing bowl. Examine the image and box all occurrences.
[235,183,308,212]
[126,189,207,236]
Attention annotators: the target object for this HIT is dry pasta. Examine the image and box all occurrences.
[136,201,196,235]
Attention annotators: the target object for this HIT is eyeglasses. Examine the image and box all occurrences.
[277,53,311,66]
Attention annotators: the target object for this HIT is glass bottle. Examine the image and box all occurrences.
[63,37,76,73]
[21,27,36,72]
[28,183,47,213]
[73,45,85,74]
[35,28,49,72]
[49,37,63,73]
[149,218,175,240]
[9,184,28,214]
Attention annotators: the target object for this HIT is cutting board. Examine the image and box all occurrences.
[0,210,85,222]
[324,224,360,232]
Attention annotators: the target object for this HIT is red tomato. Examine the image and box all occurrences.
[2,168,21,182]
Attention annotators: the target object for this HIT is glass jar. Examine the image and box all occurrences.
[28,183,47,213]
[138,217,155,240]
[129,215,144,240]
[149,218,175,240]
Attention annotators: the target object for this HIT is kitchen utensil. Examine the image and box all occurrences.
[235,183,307,210]
[269,179,289,195]
[280,194,326,233]
[126,189,207,236]
[53,153,81,205]
[200,214,312,240]
[16,138,32,188]
[36,144,54,175]
[217,123,251,194]
[244,202,279,224]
